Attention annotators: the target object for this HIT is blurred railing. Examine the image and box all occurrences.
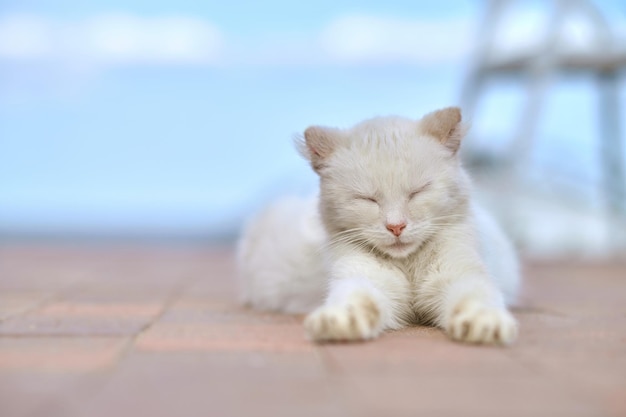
[461,0,626,255]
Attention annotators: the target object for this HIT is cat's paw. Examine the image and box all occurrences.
[446,300,517,345]
[304,294,382,342]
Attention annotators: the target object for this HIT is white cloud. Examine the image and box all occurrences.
[0,15,52,59]
[0,13,223,67]
[1,10,622,70]
[0,12,475,69]
[319,15,475,66]
[318,10,626,67]
[85,15,223,65]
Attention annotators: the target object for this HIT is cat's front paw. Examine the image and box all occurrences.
[304,294,382,342]
[446,300,517,345]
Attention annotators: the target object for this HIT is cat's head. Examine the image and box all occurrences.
[297,107,470,259]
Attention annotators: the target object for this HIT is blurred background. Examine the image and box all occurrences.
[1,0,625,258]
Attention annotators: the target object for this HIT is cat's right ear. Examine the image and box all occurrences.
[295,126,339,173]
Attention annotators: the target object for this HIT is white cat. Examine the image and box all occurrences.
[238,107,520,345]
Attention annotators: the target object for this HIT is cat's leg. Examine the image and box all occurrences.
[304,254,411,342]
[416,259,518,345]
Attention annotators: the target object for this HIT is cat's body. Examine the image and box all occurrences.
[238,108,520,344]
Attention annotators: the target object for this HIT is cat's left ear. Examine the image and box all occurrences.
[420,107,468,154]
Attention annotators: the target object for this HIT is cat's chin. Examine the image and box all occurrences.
[381,241,417,259]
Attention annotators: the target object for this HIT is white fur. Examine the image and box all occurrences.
[237,196,327,313]
[238,109,521,345]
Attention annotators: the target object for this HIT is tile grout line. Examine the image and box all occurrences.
[0,282,85,323]
[112,272,197,364]
[26,276,203,417]
[0,271,125,323]
[0,296,56,323]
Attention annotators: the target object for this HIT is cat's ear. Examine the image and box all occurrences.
[420,107,468,154]
[296,126,340,173]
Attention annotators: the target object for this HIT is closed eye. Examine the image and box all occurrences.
[409,182,432,199]
[354,195,378,203]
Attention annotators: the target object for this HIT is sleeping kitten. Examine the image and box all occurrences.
[238,107,520,345]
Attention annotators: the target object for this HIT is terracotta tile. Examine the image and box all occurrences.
[333,375,603,417]
[37,302,162,318]
[0,337,128,372]
[320,325,533,378]
[0,245,624,417]
[0,372,107,417]
[76,350,346,417]
[606,387,626,417]
[0,292,54,320]
[160,299,300,325]
[118,349,328,380]
[135,322,313,353]
[0,303,159,336]
[508,312,626,398]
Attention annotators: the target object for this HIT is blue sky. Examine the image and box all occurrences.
[1,0,625,238]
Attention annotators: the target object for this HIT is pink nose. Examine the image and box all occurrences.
[386,222,406,237]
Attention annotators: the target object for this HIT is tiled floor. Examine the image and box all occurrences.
[0,245,624,417]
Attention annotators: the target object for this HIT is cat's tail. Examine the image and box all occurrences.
[236,196,328,314]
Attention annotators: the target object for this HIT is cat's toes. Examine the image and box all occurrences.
[304,294,382,342]
[447,301,517,345]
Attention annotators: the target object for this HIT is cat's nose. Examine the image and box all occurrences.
[386,222,406,237]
